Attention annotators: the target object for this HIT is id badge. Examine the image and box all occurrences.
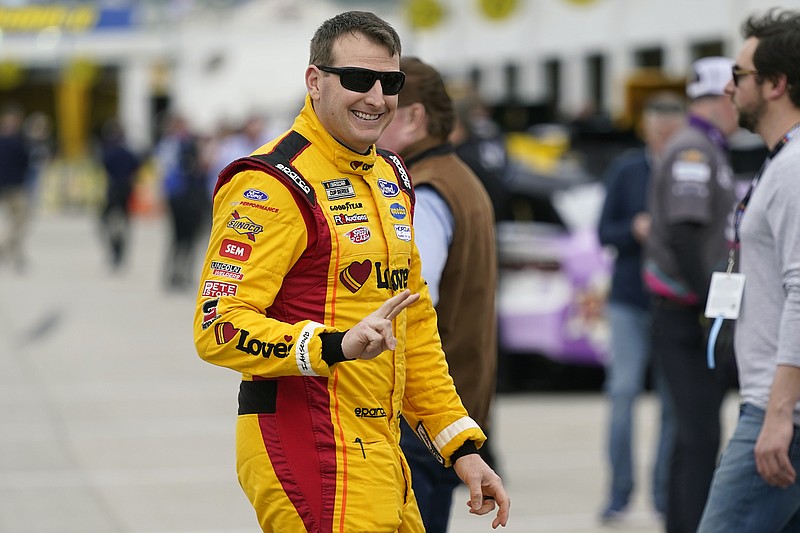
[704,272,746,319]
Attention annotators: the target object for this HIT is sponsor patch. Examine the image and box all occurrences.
[340,260,372,293]
[354,406,387,418]
[202,280,238,297]
[201,298,220,330]
[243,188,269,201]
[394,224,411,241]
[375,261,409,290]
[389,202,407,219]
[227,210,263,241]
[322,178,356,201]
[672,160,711,183]
[215,323,294,358]
[377,179,400,197]
[219,239,252,261]
[345,226,371,244]
[210,261,244,280]
[329,201,364,212]
[237,200,279,213]
[333,212,369,226]
[415,422,444,465]
[350,160,374,172]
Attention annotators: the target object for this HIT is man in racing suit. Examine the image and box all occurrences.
[193,10,509,533]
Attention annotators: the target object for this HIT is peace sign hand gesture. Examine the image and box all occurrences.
[341,290,420,360]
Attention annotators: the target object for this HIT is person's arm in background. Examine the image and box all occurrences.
[598,157,645,254]
[414,184,454,306]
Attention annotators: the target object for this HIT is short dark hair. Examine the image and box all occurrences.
[398,57,454,141]
[742,8,800,107]
[309,11,402,67]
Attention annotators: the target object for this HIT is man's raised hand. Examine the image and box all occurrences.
[341,290,420,360]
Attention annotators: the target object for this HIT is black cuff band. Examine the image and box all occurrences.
[320,331,348,365]
[451,440,479,463]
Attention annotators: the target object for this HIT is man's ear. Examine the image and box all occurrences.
[306,66,321,101]
[406,102,427,128]
[767,73,790,101]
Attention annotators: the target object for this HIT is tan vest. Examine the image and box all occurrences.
[407,144,498,429]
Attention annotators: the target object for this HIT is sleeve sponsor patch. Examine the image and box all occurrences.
[671,160,711,184]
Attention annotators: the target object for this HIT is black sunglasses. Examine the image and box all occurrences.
[317,65,406,96]
[732,66,759,86]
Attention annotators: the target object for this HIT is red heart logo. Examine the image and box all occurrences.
[350,160,362,170]
[214,322,240,345]
[284,335,292,342]
[339,260,372,293]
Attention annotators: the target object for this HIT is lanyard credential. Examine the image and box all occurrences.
[706,123,800,369]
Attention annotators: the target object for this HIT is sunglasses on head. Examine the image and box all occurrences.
[317,65,406,96]
[732,66,759,86]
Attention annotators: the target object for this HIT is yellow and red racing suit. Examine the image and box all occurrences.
[193,96,486,533]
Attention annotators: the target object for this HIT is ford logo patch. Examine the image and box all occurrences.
[377,179,400,197]
[243,189,269,201]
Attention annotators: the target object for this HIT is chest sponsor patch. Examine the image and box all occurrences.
[227,210,263,241]
[345,226,371,244]
[377,178,400,197]
[329,201,363,212]
[333,212,368,225]
[389,202,407,219]
[394,224,411,241]
[243,188,268,201]
[236,200,279,213]
[202,279,238,297]
[210,260,244,280]
[219,238,252,261]
[322,178,356,201]
[340,259,372,293]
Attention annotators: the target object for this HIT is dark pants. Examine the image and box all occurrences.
[400,417,462,533]
[651,298,731,533]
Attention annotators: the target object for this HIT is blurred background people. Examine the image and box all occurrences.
[450,91,514,222]
[0,103,32,272]
[378,56,499,533]
[597,92,686,523]
[98,118,142,270]
[644,56,740,533]
[155,114,210,290]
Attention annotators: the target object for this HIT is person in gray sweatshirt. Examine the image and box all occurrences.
[698,9,800,532]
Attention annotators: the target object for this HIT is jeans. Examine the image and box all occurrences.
[652,299,730,533]
[400,418,462,533]
[698,403,800,533]
[605,301,675,513]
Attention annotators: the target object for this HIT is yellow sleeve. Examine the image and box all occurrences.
[193,170,338,378]
[401,239,486,466]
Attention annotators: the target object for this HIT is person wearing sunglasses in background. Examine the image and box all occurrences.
[643,56,740,533]
[698,9,800,532]
[193,10,509,533]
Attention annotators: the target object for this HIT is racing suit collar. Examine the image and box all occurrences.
[298,95,378,175]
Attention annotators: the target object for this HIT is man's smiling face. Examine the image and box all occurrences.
[307,31,399,154]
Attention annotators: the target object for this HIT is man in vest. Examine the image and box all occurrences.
[193,11,509,532]
[379,56,499,533]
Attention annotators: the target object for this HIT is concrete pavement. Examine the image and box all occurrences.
[0,210,741,532]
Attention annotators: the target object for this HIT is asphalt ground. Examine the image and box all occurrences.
[0,210,740,533]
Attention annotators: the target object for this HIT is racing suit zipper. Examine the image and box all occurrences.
[354,437,366,458]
